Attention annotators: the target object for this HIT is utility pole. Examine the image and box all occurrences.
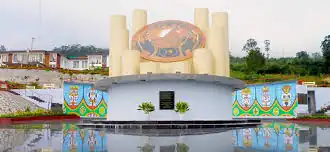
[28,37,36,64]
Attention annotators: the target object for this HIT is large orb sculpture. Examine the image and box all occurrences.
[132,20,206,62]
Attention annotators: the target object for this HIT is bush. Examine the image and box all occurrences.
[298,114,330,119]
[137,102,155,114]
[0,108,76,118]
[174,101,190,114]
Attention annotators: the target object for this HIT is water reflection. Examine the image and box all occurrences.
[62,124,107,152]
[233,122,299,152]
[1,122,330,151]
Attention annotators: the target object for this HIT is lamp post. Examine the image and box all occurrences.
[28,37,36,65]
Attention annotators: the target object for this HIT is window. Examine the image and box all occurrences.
[39,54,43,63]
[13,54,18,62]
[96,56,102,64]
[73,61,79,68]
[159,91,175,110]
[2,55,7,62]
[82,61,88,68]
[298,93,307,104]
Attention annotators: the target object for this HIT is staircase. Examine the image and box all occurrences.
[0,91,41,115]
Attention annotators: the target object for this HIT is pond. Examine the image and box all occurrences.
[0,122,329,152]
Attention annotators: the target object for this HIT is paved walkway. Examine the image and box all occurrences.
[0,91,41,115]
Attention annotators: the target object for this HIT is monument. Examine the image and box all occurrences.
[95,8,245,121]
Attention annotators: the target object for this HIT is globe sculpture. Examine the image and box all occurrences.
[132,20,206,62]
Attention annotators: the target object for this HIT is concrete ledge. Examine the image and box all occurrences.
[94,73,245,92]
[0,115,80,125]
[97,128,235,136]
[77,120,261,129]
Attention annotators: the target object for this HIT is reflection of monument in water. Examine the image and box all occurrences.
[95,8,245,121]
[233,122,300,152]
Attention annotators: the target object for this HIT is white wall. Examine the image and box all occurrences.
[309,87,330,111]
[317,128,330,146]
[62,59,89,70]
[107,81,233,121]
[87,55,103,68]
[107,131,233,152]
[12,89,63,104]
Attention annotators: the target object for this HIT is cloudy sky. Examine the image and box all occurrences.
[1,0,330,57]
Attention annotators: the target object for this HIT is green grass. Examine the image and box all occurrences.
[0,108,76,118]
[230,70,328,85]
[297,114,330,119]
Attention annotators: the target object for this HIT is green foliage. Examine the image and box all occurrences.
[176,143,189,152]
[321,35,330,73]
[137,102,155,114]
[0,45,6,52]
[5,81,26,89]
[53,44,107,56]
[0,108,76,118]
[137,143,155,152]
[174,101,190,114]
[242,38,260,53]
[245,49,266,73]
[298,114,330,119]
[25,106,31,112]
[30,82,42,89]
[230,37,330,83]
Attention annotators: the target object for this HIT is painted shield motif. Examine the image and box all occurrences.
[83,85,103,109]
[132,20,206,62]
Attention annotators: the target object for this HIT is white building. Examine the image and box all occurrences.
[59,52,109,70]
[95,74,245,121]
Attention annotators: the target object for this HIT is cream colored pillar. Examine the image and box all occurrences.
[171,60,192,74]
[110,15,129,77]
[121,50,140,75]
[159,63,172,73]
[193,48,213,74]
[212,12,230,76]
[132,9,147,36]
[194,8,209,33]
[208,25,226,76]
[140,62,159,74]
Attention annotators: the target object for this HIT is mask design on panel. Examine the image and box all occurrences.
[241,88,251,109]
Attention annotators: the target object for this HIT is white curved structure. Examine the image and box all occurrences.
[95,74,244,121]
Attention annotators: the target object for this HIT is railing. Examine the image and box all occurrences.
[18,89,54,110]
[7,90,20,95]
[28,96,46,103]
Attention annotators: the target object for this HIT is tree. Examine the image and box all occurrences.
[0,45,6,51]
[321,35,330,73]
[296,51,309,60]
[245,49,266,73]
[264,40,271,59]
[242,39,265,73]
[53,44,107,56]
[311,52,322,60]
[242,38,260,53]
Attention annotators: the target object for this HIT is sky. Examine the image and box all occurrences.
[1,0,330,57]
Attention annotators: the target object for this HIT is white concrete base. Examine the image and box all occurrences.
[107,81,233,121]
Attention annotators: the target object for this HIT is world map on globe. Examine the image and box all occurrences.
[132,20,206,62]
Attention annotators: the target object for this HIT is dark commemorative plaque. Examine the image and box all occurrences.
[159,91,175,110]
